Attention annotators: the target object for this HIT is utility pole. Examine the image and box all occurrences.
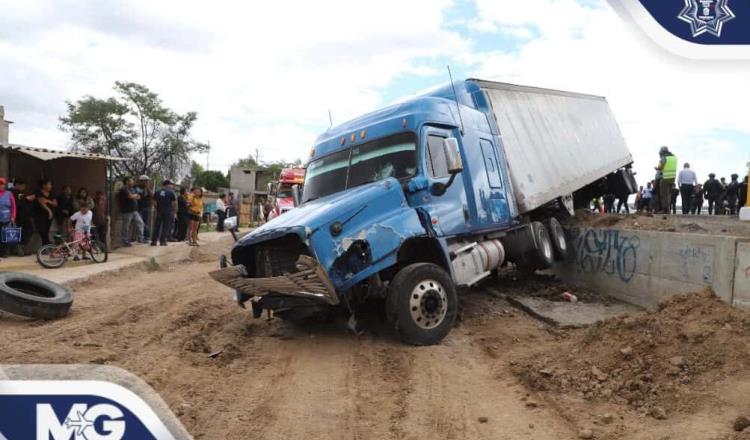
[206,141,211,170]
[255,147,260,166]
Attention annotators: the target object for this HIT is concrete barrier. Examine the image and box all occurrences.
[734,241,750,307]
[554,227,750,310]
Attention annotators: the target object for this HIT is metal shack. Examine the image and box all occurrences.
[0,144,124,248]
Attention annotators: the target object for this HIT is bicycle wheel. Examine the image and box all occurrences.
[89,240,108,263]
[36,244,67,269]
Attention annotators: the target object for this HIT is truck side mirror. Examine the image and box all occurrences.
[443,137,463,174]
[431,138,463,197]
[291,184,301,207]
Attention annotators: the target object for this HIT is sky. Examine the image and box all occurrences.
[1,0,749,186]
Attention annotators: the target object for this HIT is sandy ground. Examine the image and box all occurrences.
[2,237,750,439]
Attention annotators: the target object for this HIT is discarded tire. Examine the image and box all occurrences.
[0,272,73,319]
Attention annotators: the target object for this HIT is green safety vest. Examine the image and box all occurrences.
[663,155,677,180]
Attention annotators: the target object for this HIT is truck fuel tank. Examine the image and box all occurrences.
[450,240,506,287]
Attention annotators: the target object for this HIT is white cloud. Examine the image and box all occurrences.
[468,0,750,184]
[2,0,748,185]
[0,0,469,172]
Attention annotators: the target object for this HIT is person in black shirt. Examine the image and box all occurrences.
[10,178,34,255]
[703,174,722,215]
[726,174,740,215]
[33,179,58,245]
[151,180,177,246]
[176,188,189,242]
[56,185,74,240]
[117,177,145,246]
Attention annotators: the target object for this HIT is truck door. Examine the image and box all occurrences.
[418,128,470,236]
[478,138,511,227]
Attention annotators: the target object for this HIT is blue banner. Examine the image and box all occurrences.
[638,0,750,44]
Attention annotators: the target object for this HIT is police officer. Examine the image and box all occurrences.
[150,179,177,246]
[703,173,722,215]
[654,146,677,214]
[727,174,740,215]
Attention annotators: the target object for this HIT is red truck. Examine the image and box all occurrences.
[267,167,305,220]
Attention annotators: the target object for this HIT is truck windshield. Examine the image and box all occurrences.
[277,188,294,199]
[303,132,417,203]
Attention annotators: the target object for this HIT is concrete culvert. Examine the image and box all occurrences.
[0,272,73,319]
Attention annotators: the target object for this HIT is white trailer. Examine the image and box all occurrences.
[475,80,633,214]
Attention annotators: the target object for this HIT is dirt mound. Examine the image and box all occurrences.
[511,290,750,419]
[567,212,750,237]
[189,246,220,263]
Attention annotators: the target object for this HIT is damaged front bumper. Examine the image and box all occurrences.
[208,255,340,305]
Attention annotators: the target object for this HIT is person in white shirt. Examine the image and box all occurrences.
[640,182,653,212]
[70,204,93,260]
[677,163,698,215]
[215,194,227,232]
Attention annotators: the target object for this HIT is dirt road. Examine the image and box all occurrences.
[2,237,749,439]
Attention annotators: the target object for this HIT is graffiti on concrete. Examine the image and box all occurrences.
[745,266,750,279]
[678,246,714,283]
[574,229,640,283]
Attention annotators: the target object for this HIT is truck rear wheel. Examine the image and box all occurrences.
[546,217,568,261]
[387,263,457,346]
[517,221,555,273]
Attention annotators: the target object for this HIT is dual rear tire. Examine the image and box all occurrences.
[517,218,568,273]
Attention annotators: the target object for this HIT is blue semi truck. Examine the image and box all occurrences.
[210,79,636,345]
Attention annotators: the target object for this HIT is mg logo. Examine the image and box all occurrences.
[36,403,126,440]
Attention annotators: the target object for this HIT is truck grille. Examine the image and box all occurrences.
[252,235,309,277]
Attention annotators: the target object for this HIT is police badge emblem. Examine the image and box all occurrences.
[678,0,735,37]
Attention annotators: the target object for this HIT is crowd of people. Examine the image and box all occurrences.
[117,175,240,247]
[601,146,749,216]
[0,173,243,261]
[0,176,108,259]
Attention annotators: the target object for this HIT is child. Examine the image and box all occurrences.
[70,204,93,261]
[186,187,203,246]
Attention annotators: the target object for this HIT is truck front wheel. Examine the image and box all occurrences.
[387,263,458,346]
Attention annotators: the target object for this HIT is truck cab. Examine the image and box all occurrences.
[211,79,634,345]
[267,167,305,220]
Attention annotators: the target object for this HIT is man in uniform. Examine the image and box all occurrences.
[654,146,677,214]
[703,173,722,215]
[151,179,177,246]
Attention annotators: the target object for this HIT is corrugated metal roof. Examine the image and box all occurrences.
[0,143,127,161]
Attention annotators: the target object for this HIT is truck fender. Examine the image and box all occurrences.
[329,206,428,292]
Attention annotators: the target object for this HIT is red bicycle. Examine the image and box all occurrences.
[36,227,108,269]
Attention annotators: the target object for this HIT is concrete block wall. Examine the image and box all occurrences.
[554,227,750,310]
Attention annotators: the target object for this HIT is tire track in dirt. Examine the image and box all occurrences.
[0,245,578,439]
